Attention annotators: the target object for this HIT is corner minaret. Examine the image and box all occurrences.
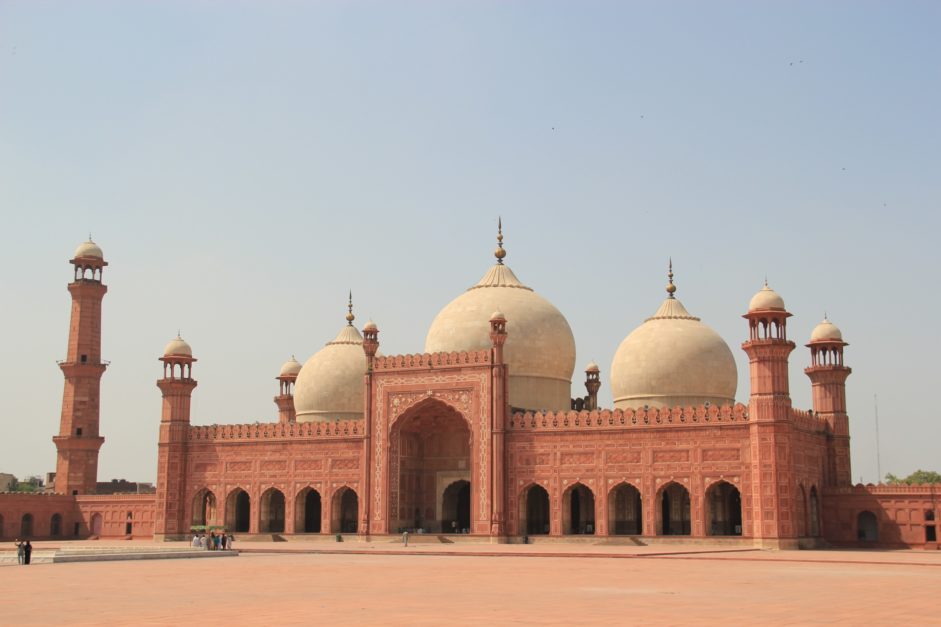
[275,356,301,423]
[804,317,852,486]
[154,335,197,541]
[742,281,799,546]
[53,238,109,495]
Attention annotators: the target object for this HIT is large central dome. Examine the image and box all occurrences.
[610,267,737,409]
[424,225,575,411]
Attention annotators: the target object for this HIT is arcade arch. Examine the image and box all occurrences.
[520,484,550,535]
[706,481,742,536]
[260,488,286,533]
[191,489,217,526]
[20,513,33,537]
[857,511,878,542]
[332,487,358,533]
[562,483,595,535]
[226,488,251,533]
[608,483,642,535]
[295,487,322,533]
[657,482,691,535]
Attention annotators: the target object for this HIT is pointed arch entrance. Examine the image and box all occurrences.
[192,489,217,527]
[608,483,642,535]
[226,488,251,533]
[441,480,471,533]
[706,481,742,536]
[658,482,691,535]
[295,487,322,533]
[520,484,550,535]
[260,488,286,533]
[390,398,471,533]
[857,511,878,542]
[20,514,33,537]
[563,483,595,534]
[809,486,821,537]
[332,487,358,533]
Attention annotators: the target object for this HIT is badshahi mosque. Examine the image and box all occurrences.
[0,228,938,549]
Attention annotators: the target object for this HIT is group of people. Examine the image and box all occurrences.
[14,539,32,565]
[191,531,234,551]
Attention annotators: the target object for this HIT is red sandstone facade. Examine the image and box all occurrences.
[1,242,939,550]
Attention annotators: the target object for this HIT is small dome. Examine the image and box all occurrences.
[363,320,378,332]
[585,361,600,373]
[279,356,302,377]
[163,335,192,357]
[74,239,103,259]
[490,310,506,321]
[810,317,843,342]
[748,282,785,311]
[611,294,737,410]
[294,323,366,422]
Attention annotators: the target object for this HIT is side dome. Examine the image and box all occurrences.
[610,273,737,409]
[163,334,192,357]
[294,318,366,422]
[279,356,302,377]
[810,317,843,342]
[74,238,103,259]
[748,281,785,311]
[424,227,575,411]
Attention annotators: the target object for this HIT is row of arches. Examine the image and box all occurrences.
[521,481,743,536]
[6,513,63,538]
[192,486,359,534]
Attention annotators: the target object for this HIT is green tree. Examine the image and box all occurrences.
[884,469,941,485]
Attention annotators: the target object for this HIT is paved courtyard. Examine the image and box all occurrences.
[2,542,940,625]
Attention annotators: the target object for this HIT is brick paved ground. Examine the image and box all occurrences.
[1,542,940,625]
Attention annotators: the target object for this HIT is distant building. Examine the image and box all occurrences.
[0,234,938,548]
[0,473,15,492]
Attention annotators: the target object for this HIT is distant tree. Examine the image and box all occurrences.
[13,475,43,493]
[884,469,941,485]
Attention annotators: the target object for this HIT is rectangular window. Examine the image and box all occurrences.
[927,526,937,542]
[76,428,83,436]
[80,354,87,363]
[926,510,936,522]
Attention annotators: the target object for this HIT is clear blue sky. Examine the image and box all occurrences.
[1,1,938,483]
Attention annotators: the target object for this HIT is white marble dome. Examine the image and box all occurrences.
[425,258,575,412]
[810,317,843,342]
[294,323,366,422]
[748,282,785,311]
[163,335,192,357]
[610,294,737,409]
[279,356,302,377]
[74,239,103,259]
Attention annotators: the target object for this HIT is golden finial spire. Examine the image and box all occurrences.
[494,217,506,264]
[345,291,355,325]
[666,258,676,298]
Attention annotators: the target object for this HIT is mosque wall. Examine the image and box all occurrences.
[0,492,155,539]
[822,485,941,548]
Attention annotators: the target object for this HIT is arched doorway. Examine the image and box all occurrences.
[658,482,691,535]
[857,511,879,542]
[50,513,62,537]
[332,487,358,533]
[226,489,251,533]
[441,480,471,533]
[809,486,821,537]
[295,487,322,533]
[91,513,102,536]
[391,399,471,533]
[260,488,286,533]
[608,483,642,535]
[796,485,808,537]
[20,514,33,537]
[706,481,742,536]
[563,483,595,534]
[520,484,550,535]
[0,514,4,538]
[191,489,217,527]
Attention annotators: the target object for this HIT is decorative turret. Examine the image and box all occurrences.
[362,320,379,364]
[155,334,198,540]
[584,362,601,411]
[805,316,852,486]
[275,356,302,423]
[53,238,109,495]
[742,280,795,420]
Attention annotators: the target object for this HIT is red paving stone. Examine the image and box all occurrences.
[2,543,941,625]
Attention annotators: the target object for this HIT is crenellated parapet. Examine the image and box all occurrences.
[789,408,829,433]
[188,419,364,442]
[508,403,749,431]
[372,350,492,371]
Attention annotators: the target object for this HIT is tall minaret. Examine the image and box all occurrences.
[154,335,197,541]
[804,317,852,486]
[275,356,301,423]
[742,281,798,545]
[53,238,109,495]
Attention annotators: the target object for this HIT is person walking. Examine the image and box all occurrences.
[220,533,227,550]
[23,541,32,565]
[15,539,24,565]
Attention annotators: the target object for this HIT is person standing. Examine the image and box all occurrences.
[23,541,32,565]
[227,534,234,551]
[15,539,24,565]
[220,534,227,550]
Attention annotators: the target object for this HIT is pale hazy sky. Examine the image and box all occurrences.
[1,1,938,484]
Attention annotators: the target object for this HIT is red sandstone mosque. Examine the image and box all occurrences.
[1,229,938,549]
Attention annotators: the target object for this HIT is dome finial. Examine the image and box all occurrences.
[494,217,506,264]
[666,258,676,298]
[346,291,355,325]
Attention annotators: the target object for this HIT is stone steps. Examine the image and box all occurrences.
[0,547,237,566]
